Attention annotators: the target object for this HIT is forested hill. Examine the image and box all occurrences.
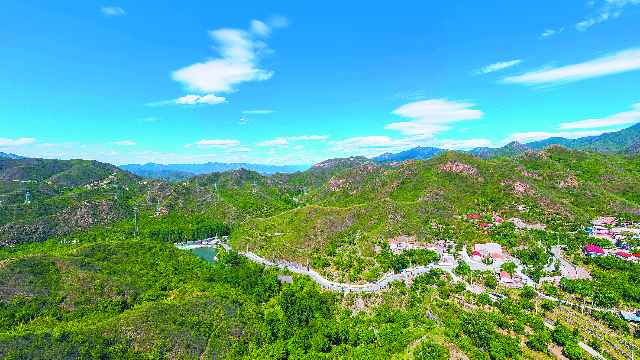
[373,122,640,161]
[3,147,640,248]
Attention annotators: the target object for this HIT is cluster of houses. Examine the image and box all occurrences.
[388,239,413,250]
[499,271,525,286]
[472,242,505,266]
[583,244,640,261]
[587,217,640,243]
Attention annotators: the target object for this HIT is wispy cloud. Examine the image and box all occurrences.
[109,140,137,146]
[473,60,522,75]
[101,7,125,16]
[506,129,621,143]
[540,28,563,39]
[0,138,36,146]
[576,0,640,31]
[146,94,226,107]
[439,139,494,150]
[138,117,161,122]
[242,110,274,114]
[503,48,640,86]
[184,139,241,148]
[256,138,289,147]
[385,99,483,136]
[329,136,420,154]
[256,135,329,146]
[558,103,640,129]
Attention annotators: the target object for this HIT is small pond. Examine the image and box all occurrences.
[190,247,217,264]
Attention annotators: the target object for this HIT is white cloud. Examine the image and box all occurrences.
[541,29,556,38]
[385,99,483,136]
[98,150,119,156]
[540,28,564,39]
[506,129,621,143]
[576,0,639,31]
[146,94,226,106]
[109,140,137,146]
[256,138,289,147]
[250,20,272,37]
[289,135,329,140]
[439,139,494,150]
[184,139,241,148]
[558,103,640,129]
[504,48,640,86]
[328,136,426,154]
[101,7,125,16]
[0,138,36,146]
[473,60,522,75]
[138,117,161,122]
[293,145,303,149]
[242,110,274,114]
[225,147,251,153]
[171,16,286,94]
[256,135,329,146]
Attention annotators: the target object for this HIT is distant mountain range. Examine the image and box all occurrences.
[373,122,640,162]
[120,162,312,181]
[372,147,446,162]
[0,152,24,159]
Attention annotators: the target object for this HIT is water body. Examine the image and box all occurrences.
[191,247,217,264]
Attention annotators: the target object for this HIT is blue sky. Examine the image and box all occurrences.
[1,0,640,165]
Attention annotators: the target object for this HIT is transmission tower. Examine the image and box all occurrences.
[252,181,257,195]
[304,187,308,195]
[25,191,31,204]
[157,199,161,212]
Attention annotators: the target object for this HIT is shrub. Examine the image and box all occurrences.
[562,342,589,360]
[413,338,450,360]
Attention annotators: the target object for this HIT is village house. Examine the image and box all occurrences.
[583,245,605,257]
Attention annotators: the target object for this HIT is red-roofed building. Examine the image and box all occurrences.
[499,271,512,284]
[491,253,505,260]
[479,223,490,227]
[584,245,605,256]
[616,251,632,260]
[495,218,503,223]
[467,215,482,219]
[472,250,482,261]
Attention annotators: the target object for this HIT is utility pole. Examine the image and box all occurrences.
[157,199,160,213]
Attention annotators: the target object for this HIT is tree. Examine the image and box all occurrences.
[413,338,450,360]
[562,342,589,360]
[485,275,498,289]
[454,260,471,277]
[520,286,536,299]
[541,300,555,311]
[501,262,517,275]
[526,331,551,352]
[551,324,573,347]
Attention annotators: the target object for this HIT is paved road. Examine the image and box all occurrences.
[218,242,460,293]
